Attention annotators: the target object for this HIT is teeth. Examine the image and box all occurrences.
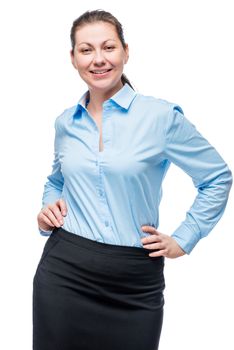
[92,69,110,74]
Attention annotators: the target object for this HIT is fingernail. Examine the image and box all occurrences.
[59,220,63,224]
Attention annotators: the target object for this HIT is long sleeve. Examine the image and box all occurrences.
[38,116,64,236]
[164,103,233,254]
[35,83,232,249]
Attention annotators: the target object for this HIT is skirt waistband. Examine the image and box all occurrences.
[51,227,163,260]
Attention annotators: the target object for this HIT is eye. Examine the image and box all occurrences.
[105,46,115,50]
[81,48,91,53]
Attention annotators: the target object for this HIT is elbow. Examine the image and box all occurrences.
[197,165,233,204]
[215,163,233,192]
[229,167,233,185]
[216,166,233,203]
[225,166,233,192]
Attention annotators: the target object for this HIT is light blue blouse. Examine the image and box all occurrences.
[39,83,232,254]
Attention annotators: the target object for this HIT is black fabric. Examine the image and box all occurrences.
[33,227,165,350]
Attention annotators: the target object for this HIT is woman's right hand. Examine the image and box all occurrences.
[37,198,67,231]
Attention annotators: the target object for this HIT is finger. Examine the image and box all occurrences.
[42,206,63,227]
[148,249,167,258]
[141,225,160,235]
[57,199,67,216]
[40,213,55,228]
[143,242,164,250]
[141,235,162,244]
[49,203,65,225]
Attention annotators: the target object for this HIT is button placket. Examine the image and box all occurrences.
[92,102,113,231]
[96,152,112,231]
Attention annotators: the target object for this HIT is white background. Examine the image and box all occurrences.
[0,0,233,349]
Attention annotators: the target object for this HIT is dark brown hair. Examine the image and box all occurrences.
[70,9,134,90]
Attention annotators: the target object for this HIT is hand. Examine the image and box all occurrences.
[141,225,186,259]
[37,198,67,231]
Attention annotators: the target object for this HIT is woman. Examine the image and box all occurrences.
[33,9,232,350]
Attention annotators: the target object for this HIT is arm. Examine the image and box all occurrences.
[164,103,232,254]
[38,116,65,236]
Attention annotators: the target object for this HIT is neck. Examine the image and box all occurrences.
[86,81,124,113]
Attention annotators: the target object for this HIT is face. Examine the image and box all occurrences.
[70,21,129,93]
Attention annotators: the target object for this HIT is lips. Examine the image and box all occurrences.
[90,69,112,75]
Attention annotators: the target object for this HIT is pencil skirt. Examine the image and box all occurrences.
[33,227,165,350]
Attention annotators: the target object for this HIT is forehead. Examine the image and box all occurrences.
[75,22,118,45]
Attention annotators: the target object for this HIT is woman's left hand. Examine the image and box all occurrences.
[141,225,186,258]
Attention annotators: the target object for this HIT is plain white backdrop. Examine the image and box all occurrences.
[0,0,233,349]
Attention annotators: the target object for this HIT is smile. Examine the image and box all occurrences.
[90,69,113,76]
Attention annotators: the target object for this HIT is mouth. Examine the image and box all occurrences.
[90,68,113,77]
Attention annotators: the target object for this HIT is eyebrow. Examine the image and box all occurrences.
[78,39,116,46]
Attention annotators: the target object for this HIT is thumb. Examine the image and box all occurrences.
[141,225,160,235]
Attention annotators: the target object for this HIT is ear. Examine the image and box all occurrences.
[70,49,77,69]
[124,43,129,64]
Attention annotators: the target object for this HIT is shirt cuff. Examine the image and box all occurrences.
[38,226,54,236]
[171,224,201,254]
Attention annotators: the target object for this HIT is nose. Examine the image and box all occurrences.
[93,49,106,65]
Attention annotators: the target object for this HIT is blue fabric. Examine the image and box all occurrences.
[39,83,232,254]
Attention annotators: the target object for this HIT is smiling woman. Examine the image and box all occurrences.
[70,20,130,101]
[69,10,133,92]
[33,8,232,350]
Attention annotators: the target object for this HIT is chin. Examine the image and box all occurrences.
[88,79,119,91]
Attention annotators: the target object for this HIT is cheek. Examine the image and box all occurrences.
[75,56,92,70]
[109,54,125,67]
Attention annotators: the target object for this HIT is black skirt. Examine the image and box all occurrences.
[33,227,165,350]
